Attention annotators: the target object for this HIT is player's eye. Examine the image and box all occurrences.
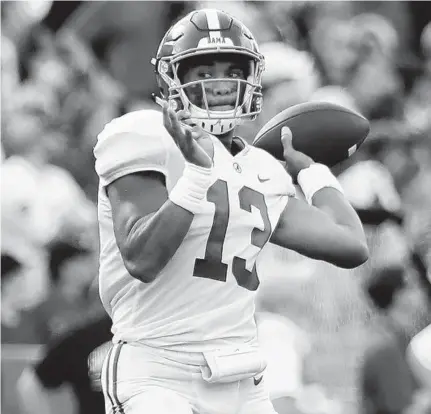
[198,71,213,79]
[229,69,244,79]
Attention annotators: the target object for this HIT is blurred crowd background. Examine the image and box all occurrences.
[1,1,431,414]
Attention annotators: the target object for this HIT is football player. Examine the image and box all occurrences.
[94,9,368,414]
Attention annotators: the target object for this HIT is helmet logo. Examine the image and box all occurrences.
[197,37,234,48]
[209,37,226,44]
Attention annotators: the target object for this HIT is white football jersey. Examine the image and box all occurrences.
[94,109,295,352]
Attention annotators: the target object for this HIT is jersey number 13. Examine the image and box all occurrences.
[193,179,272,291]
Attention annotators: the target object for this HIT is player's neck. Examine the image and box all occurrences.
[216,131,235,154]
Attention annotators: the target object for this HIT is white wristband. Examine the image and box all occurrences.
[297,163,344,205]
[169,162,212,214]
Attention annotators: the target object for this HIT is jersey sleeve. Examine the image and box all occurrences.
[94,110,169,187]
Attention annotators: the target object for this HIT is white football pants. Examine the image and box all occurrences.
[101,342,277,414]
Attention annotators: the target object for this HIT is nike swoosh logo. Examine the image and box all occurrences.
[258,175,270,183]
[253,375,263,386]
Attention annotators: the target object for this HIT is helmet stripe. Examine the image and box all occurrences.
[205,9,221,39]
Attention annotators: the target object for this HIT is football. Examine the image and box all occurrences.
[253,102,370,167]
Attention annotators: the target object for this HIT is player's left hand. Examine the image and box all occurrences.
[281,126,315,182]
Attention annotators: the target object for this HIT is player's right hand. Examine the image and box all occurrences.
[281,126,315,182]
[163,102,214,168]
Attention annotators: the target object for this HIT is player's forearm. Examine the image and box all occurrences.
[298,163,367,246]
[123,163,212,283]
[311,187,367,245]
[123,201,194,283]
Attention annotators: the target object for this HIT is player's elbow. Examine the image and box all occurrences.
[123,256,159,283]
[119,225,164,283]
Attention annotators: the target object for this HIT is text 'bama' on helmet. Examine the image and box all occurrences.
[151,9,265,135]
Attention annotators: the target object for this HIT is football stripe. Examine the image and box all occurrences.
[105,343,125,414]
[348,144,357,156]
[205,9,221,39]
[112,343,125,414]
[103,346,115,411]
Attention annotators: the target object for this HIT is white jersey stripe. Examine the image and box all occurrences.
[205,9,222,39]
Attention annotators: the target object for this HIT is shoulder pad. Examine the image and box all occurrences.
[94,110,171,187]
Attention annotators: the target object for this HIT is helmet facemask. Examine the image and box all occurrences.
[156,51,264,135]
